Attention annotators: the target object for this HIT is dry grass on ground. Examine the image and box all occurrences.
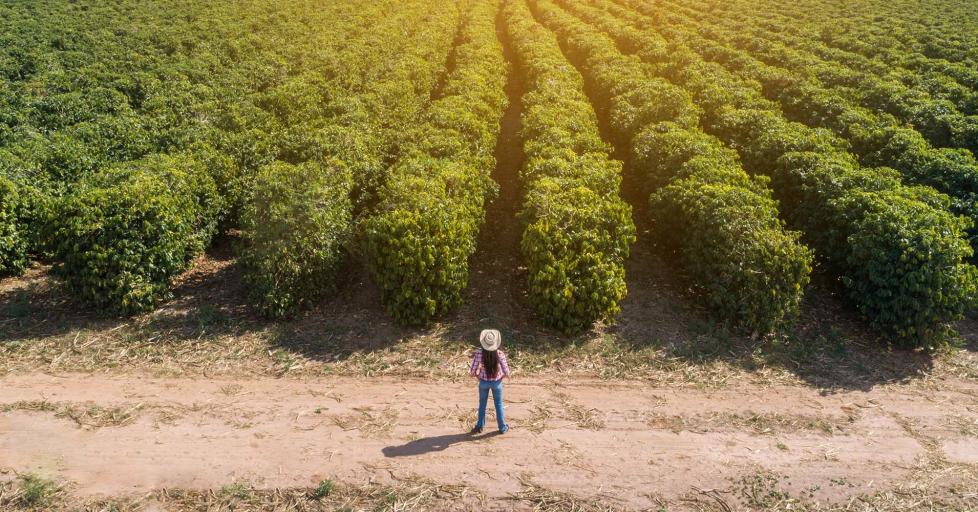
[1,239,976,392]
[0,473,482,512]
[2,466,975,512]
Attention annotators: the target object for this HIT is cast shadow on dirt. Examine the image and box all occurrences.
[0,235,257,346]
[0,232,950,393]
[382,431,503,458]
[0,267,123,344]
[265,228,941,393]
[593,239,939,393]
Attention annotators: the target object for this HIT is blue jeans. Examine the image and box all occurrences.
[475,379,507,431]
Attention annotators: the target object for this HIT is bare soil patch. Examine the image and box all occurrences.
[1,373,976,510]
[2,247,976,395]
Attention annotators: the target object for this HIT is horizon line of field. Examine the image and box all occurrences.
[3,0,972,350]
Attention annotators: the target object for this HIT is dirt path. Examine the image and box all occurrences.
[2,373,976,509]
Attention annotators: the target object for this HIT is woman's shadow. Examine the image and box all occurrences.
[382,431,502,457]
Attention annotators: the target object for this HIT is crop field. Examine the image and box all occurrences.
[1,0,978,510]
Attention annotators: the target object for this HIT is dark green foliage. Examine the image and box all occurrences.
[842,190,977,346]
[365,163,491,324]
[650,178,812,334]
[0,0,462,315]
[364,0,507,325]
[772,151,977,346]
[16,183,57,261]
[6,0,978,346]
[522,181,635,333]
[663,0,978,158]
[46,154,220,315]
[629,0,978,242]
[539,0,812,334]
[238,0,463,320]
[505,0,636,333]
[239,161,353,319]
[591,0,978,347]
[0,176,28,276]
[187,141,243,232]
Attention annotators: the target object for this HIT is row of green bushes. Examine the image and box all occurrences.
[589,0,978,347]
[0,0,456,316]
[503,0,636,334]
[534,0,812,335]
[684,0,978,116]
[823,35,978,117]
[807,0,978,68]
[48,154,221,314]
[667,0,978,115]
[832,10,978,121]
[0,176,28,276]
[655,0,978,159]
[239,0,463,318]
[239,161,353,318]
[637,4,978,245]
[363,0,509,325]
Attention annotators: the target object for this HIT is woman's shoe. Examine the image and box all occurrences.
[470,426,483,434]
[499,425,509,434]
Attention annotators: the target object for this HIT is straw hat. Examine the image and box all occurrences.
[479,329,501,351]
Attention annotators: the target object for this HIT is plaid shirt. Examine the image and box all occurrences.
[469,349,510,381]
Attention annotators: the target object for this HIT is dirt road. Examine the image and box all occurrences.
[2,373,976,509]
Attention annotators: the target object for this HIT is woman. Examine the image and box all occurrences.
[469,329,510,434]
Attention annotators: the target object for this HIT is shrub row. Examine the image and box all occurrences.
[695,0,978,112]
[815,29,978,116]
[0,176,28,276]
[535,0,812,334]
[363,0,508,325]
[503,0,636,334]
[770,152,975,345]
[787,0,977,63]
[0,0,428,315]
[0,0,446,313]
[239,161,353,318]
[632,4,978,243]
[18,0,446,316]
[46,154,221,315]
[239,1,462,318]
[658,0,978,158]
[586,0,978,347]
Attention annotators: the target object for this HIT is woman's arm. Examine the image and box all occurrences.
[499,350,511,379]
[469,350,481,378]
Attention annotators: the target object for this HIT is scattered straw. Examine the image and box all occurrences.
[332,406,399,438]
[645,410,851,436]
[507,474,629,511]
[1,400,142,430]
[2,260,976,391]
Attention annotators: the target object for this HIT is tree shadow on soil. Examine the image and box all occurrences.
[0,203,952,392]
[0,266,123,345]
[0,235,263,346]
[954,316,978,353]
[0,43,956,388]
[596,237,937,393]
[260,257,423,364]
[0,229,950,393]
[266,224,940,393]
